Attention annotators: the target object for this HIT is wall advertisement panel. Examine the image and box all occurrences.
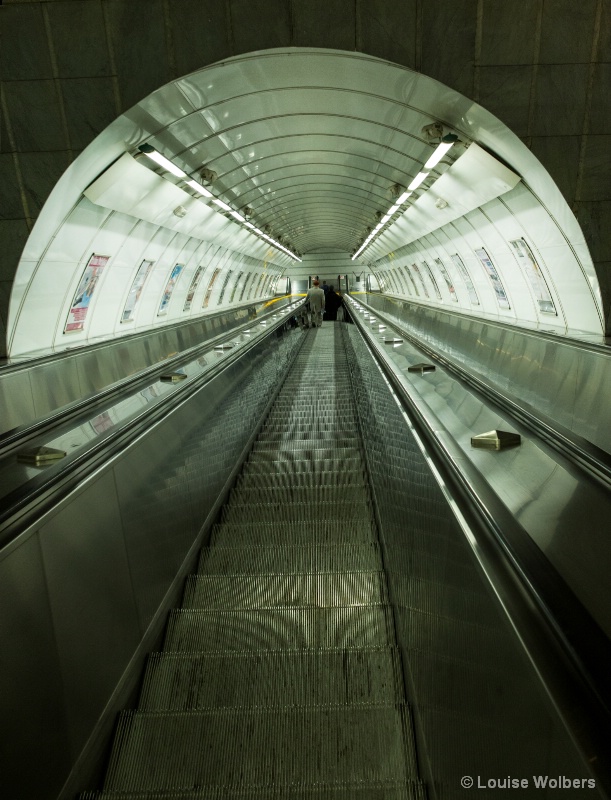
[510,238,556,314]
[475,247,510,309]
[64,253,110,333]
[202,268,221,308]
[451,253,480,305]
[158,264,184,315]
[422,261,442,300]
[435,258,458,301]
[183,265,205,312]
[122,259,154,322]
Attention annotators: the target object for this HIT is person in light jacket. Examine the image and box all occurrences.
[305,280,325,327]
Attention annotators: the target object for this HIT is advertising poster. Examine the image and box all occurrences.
[403,266,420,296]
[218,270,234,304]
[64,253,109,333]
[475,247,510,309]
[510,238,556,314]
[239,272,254,302]
[203,268,221,308]
[422,261,442,300]
[230,271,245,303]
[411,264,429,298]
[183,265,205,312]
[122,259,153,323]
[158,264,184,315]
[435,258,458,301]
[451,253,480,305]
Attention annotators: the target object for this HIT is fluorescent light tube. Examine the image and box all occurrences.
[397,191,412,204]
[143,150,187,178]
[408,172,429,190]
[381,214,391,224]
[186,179,213,197]
[212,198,231,211]
[230,210,245,222]
[388,204,400,215]
[424,141,454,169]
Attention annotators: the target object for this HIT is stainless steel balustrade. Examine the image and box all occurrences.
[0,297,294,436]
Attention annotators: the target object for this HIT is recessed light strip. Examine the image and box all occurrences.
[352,132,458,261]
[138,144,301,262]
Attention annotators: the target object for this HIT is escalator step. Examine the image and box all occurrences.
[83,783,427,798]
[242,457,364,476]
[228,486,368,505]
[139,647,404,710]
[163,606,396,651]
[197,543,382,575]
[210,519,376,545]
[221,500,372,525]
[247,446,363,462]
[104,705,418,791]
[236,469,366,490]
[181,572,388,609]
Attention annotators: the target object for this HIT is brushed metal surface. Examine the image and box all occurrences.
[38,470,141,754]
[0,531,72,799]
[364,293,611,453]
[0,369,36,434]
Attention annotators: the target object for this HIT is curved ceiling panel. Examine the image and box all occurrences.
[7,48,604,355]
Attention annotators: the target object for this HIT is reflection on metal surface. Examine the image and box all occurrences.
[17,446,67,465]
[408,363,436,373]
[160,373,188,383]
[470,430,521,450]
[382,337,403,345]
[214,343,235,350]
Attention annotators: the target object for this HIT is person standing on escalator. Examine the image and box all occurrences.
[323,285,343,321]
[305,279,325,328]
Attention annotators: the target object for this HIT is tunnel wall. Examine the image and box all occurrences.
[2,0,611,355]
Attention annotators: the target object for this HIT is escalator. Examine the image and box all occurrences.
[2,307,609,799]
[83,324,426,798]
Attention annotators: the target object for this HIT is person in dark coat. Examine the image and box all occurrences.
[324,285,343,321]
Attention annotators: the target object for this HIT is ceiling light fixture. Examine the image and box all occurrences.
[424,133,459,169]
[138,144,187,178]
[352,130,460,261]
[136,144,301,261]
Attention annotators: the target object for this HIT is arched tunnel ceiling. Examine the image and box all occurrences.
[128,50,499,256]
[8,48,604,355]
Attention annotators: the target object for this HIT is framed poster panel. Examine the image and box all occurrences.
[451,253,480,305]
[475,247,510,309]
[422,261,442,300]
[403,266,420,297]
[122,259,153,322]
[202,268,221,308]
[510,238,556,314]
[64,253,109,333]
[158,264,184,315]
[435,258,458,301]
[183,265,205,312]
[411,263,429,298]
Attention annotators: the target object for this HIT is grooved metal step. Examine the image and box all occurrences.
[236,469,366,490]
[104,705,418,791]
[241,457,365,476]
[163,606,397,651]
[197,544,383,575]
[228,486,369,505]
[139,647,404,710]
[210,519,377,545]
[83,781,427,798]
[181,572,389,609]
[247,446,363,462]
[221,500,372,525]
